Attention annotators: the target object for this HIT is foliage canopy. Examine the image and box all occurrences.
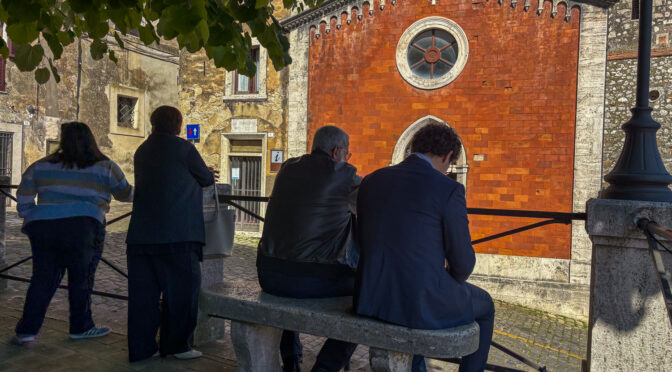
[0,0,319,84]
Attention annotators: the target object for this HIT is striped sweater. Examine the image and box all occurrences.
[17,159,133,225]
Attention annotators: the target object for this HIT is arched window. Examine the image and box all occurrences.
[391,115,469,186]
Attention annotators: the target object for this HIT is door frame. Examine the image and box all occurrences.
[220,132,268,231]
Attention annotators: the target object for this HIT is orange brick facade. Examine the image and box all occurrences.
[307,0,581,259]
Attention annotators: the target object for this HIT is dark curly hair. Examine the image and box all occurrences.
[409,123,462,162]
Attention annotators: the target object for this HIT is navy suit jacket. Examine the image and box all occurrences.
[126,132,214,245]
[354,155,476,329]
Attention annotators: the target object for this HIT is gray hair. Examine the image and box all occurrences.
[311,126,349,153]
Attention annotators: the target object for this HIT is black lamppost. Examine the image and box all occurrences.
[600,0,672,202]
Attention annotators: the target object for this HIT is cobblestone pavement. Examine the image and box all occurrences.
[1,206,588,371]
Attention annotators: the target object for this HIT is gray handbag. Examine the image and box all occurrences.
[203,185,236,257]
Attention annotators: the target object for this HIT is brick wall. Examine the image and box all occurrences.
[307,0,581,259]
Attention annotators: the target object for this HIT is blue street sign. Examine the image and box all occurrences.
[186,124,200,140]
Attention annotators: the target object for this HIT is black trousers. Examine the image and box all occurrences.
[258,269,358,372]
[16,217,104,335]
[127,243,202,362]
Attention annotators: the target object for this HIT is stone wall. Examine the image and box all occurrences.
[604,0,672,179]
[604,57,672,178]
[0,35,179,183]
[178,48,289,199]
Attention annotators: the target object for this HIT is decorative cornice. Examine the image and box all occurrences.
[281,0,619,33]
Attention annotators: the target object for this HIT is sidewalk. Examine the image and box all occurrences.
[1,208,588,371]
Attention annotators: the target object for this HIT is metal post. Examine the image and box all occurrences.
[600,0,672,201]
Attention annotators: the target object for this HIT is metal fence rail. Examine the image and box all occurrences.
[0,186,590,372]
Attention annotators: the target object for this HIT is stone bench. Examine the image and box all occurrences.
[200,281,480,372]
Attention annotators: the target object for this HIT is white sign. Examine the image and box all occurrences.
[231,168,240,180]
[231,119,258,133]
[271,150,284,164]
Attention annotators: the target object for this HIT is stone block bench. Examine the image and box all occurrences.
[200,281,480,372]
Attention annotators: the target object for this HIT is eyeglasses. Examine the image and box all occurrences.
[344,152,352,161]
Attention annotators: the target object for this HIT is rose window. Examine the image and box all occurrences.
[406,29,459,80]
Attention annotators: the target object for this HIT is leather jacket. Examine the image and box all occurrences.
[257,150,360,277]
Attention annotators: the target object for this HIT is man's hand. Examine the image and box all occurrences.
[208,167,220,182]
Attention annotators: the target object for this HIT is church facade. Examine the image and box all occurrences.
[280,0,616,318]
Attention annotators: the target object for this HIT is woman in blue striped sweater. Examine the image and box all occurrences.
[13,122,133,345]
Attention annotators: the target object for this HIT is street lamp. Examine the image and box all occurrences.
[600,0,672,202]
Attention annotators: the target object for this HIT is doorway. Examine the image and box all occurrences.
[230,155,263,231]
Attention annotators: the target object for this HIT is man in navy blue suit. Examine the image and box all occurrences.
[355,123,494,372]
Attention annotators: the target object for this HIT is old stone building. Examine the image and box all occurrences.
[277,0,619,319]
[604,0,672,178]
[0,28,179,188]
[178,5,291,233]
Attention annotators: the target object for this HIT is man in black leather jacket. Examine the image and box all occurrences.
[257,125,360,372]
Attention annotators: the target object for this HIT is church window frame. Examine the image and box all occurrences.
[396,17,469,90]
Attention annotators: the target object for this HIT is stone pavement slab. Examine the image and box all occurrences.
[1,206,588,371]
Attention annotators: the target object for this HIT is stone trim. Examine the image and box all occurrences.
[391,115,468,186]
[223,39,268,101]
[473,253,570,282]
[107,84,147,138]
[395,17,469,90]
[281,0,601,33]
[570,5,608,285]
[0,122,22,188]
[287,28,310,158]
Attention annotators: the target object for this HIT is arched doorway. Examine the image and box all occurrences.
[391,115,469,186]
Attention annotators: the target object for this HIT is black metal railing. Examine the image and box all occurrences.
[218,194,586,372]
[0,187,585,371]
[0,186,130,300]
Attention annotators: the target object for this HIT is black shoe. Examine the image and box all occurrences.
[283,357,301,372]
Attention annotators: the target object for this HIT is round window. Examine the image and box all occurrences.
[406,29,459,80]
[396,17,469,90]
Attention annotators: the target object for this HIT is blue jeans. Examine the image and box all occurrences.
[258,269,358,372]
[16,217,104,335]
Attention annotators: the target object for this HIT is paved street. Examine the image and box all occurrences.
[1,206,587,371]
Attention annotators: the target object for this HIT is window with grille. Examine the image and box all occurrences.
[0,132,13,177]
[117,95,137,128]
[632,0,640,19]
[235,47,259,94]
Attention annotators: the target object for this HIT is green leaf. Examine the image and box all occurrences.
[14,44,45,72]
[209,45,237,70]
[35,68,51,84]
[57,31,76,46]
[255,0,268,9]
[89,39,108,60]
[138,24,157,45]
[7,22,39,45]
[194,20,209,43]
[48,58,60,83]
[43,33,64,59]
[0,2,8,22]
[113,32,125,49]
[109,50,118,63]
[69,0,94,13]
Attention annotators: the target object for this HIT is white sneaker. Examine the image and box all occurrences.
[174,349,202,360]
[12,334,36,345]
